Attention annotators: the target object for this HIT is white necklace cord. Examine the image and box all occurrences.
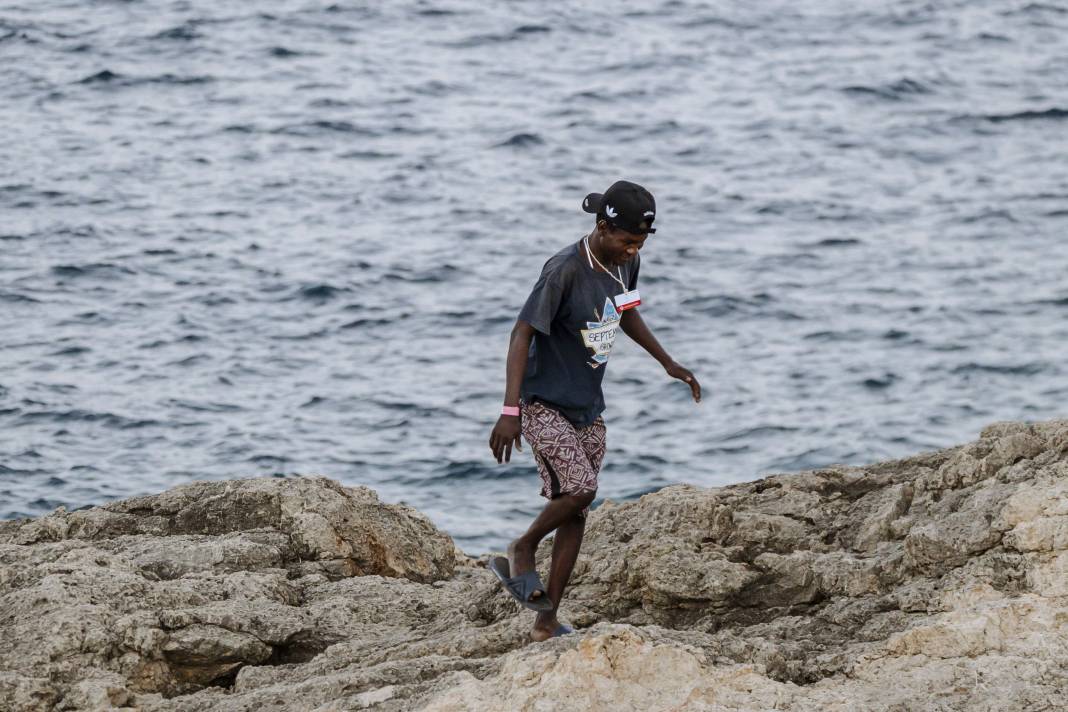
[583,234,627,292]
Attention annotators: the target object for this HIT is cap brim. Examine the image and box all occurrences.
[611,221,657,235]
[582,193,603,214]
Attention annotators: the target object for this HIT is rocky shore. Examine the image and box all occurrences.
[2,419,1067,711]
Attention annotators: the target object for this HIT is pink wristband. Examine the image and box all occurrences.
[501,405,520,417]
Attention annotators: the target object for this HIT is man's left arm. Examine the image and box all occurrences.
[619,308,701,403]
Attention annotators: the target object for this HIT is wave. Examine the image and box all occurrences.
[802,329,867,342]
[415,460,536,484]
[1000,3,1068,17]
[296,283,350,302]
[0,291,40,303]
[861,373,899,389]
[51,263,136,278]
[150,23,202,41]
[270,120,378,136]
[496,133,544,148]
[951,362,1049,376]
[444,24,552,48]
[1027,296,1068,307]
[338,150,399,160]
[810,237,862,247]
[721,425,801,442]
[843,77,933,101]
[13,409,166,429]
[341,317,394,329]
[76,70,215,86]
[949,107,1068,126]
[268,46,306,58]
[48,346,91,356]
[978,108,1068,123]
[680,292,778,317]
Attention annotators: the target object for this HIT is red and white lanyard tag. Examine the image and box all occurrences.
[614,289,641,311]
[584,235,641,311]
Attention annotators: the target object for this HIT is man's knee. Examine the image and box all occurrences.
[572,489,596,509]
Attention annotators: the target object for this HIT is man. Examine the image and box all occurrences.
[487,180,702,642]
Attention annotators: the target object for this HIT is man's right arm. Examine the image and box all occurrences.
[489,320,536,464]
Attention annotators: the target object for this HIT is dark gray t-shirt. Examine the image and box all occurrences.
[518,237,640,427]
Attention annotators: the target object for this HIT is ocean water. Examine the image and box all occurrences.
[1,0,1066,553]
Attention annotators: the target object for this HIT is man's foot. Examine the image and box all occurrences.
[507,538,545,603]
[530,611,561,642]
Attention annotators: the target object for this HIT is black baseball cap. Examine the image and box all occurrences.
[582,180,657,234]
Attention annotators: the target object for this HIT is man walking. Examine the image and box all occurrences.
[488,180,702,642]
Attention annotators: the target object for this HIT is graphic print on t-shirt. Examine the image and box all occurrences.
[580,297,622,369]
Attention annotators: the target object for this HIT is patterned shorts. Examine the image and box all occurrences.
[520,400,606,518]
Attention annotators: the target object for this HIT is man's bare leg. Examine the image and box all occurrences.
[530,512,586,641]
[507,491,595,607]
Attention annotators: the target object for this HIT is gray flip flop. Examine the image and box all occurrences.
[552,624,574,637]
[488,556,554,612]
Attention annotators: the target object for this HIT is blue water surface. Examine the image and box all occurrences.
[1,0,1066,552]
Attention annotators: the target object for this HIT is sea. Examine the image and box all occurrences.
[2,0,1066,553]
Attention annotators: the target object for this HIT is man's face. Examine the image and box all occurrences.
[600,223,648,265]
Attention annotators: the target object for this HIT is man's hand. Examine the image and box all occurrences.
[621,311,700,403]
[489,415,523,464]
[665,361,701,403]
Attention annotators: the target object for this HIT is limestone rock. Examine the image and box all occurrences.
[0,477,458,708]
[2,422,1068,711]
